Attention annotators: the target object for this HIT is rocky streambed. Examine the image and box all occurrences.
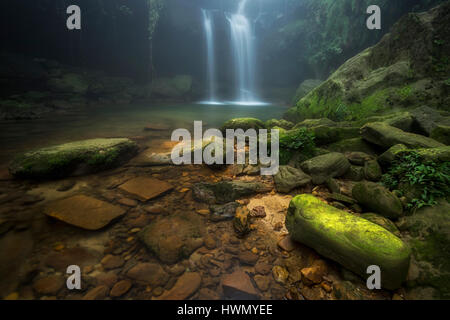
[0,107,449,300]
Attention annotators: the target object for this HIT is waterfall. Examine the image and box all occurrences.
[201,9,219,104]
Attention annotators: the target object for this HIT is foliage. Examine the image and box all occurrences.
[382,152,450,210]
[280,128,316,156]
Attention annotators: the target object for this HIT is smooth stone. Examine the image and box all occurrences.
[44,195,126,230]
[119,177,173,201]
[32,275,64,295]
[273,165,312,193]
[300,152,350,185]
[82,285,109,300]
[221,270,260,299]
[126,262,169,287]
[110,280,132,297]
[157,272,202,300]
[364,160,382,181]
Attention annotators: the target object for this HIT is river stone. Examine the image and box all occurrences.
[128,150,172,167]
[352,182,403,219]
[364,160,382,181]
[361,122,444,149]
[221,269,259,299]
[192,181,271,204]
[126,262,169,287]
[274,165,311,193]
[9,138,138,179]
[158,272,202,300]
[44,195,126,230]
[300,152,350,184]
[118,177,173,201]
[285,194,411,290]
[138,213,204,264]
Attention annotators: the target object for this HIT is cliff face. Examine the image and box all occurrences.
[285,1,450,123]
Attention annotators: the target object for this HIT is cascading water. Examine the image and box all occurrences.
[201,9,220,104]
[200,0,266,105]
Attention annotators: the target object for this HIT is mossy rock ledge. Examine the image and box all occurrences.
[286,194,411,290]
[9,138,139,179]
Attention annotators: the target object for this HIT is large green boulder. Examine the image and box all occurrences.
[286,194,411,290]
[300,152,350,184]
[307,125,360,146]
[379,145,450,166]
[293,118,336,129]
[9,138,138,179]
[361,122,444,149]
[221,118,265,132]
[352,181,403,219]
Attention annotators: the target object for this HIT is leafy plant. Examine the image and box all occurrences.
[280,128,315,155]
[382,152,450,210]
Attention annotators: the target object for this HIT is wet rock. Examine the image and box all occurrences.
[56,180,76,192]
[378,144,409,166]
[273,165,311,193]
[277,236,296,252]
[286,194,410,290]
[345,152,374,166]
[101,254,125,270]
[138,213,204,264]
[203,234,216,250]
[110,280,132,297]
[238,251,259,266]
[364,160,382,181]
[95,272,118,288]
[193,181,271,204]
[361,213,400,236]
[209,202,239,222]
[301,286,326,300]
[221,270,259,299]
[272,266,289,284]
[82,285,109,300]
[126,262,169,287]
[301,260,327,285]
[361,122,444,149]
[44,195,126,230]
[117,198,138,207]
[250,206,266,218]
[352,181,403,219]
[410,106,448,136]
[326,138,376,155]
[300,152,350,185]
[45,247,100,271]
[342,165,364,181]
[32,275,64,295]
[254,275,270,292]
[233,207,252,238]
[325,178,340,194]
[197,288,220,300]
[255,260,272,275]
[119,177,173,201]
[325,193,357,205]
[9,138,138,179]
[430,125,450,145]
[129,150,172,167]
[157,272,202,300]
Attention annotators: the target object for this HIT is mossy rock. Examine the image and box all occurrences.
[378,144,409,167]
[291,79,323,105]
[379,145,450,166]
[356,111,415,132]
[308,126,360,146]
[300,152,350,185]
[397,201,450,299]
[286,194,411,290]
[352,181,403,219]
[9,138,138,179]
[361,122,445,149]
[364,160,382,182]
[265,119,294,130]
[430,125,450,145]
[293,118,336,129]
[361,213,400,236]
[273,165,311,193]
[326,138,377,155]
[220,118,265,133]
[342,165,365,181]
[192,181,271,204]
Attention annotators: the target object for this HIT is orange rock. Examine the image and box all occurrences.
[110,280,132,297]
[157,272,202,300]
[221,270,259,299]
[119,177,173,201]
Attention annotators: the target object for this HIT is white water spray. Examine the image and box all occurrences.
[201,9,219,104]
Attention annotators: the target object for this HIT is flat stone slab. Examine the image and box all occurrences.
[221,269,260,299]
[44,195,126,230]
[118,177,173,201]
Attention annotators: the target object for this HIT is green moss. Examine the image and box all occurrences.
[221,118,266,132]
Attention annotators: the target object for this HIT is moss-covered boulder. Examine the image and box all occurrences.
[342,165,365,181]
[300,152,350,184]
[284,3,450,123]
[361,213,401,237]
[308,125,360,146]
[356,111,415,132]
[9,138,138,179]
[221,118,265,132]
[361,122,444,149]
[291,79,323,105]
[326,138,377,155]
[379,145,450,166]
[397,201,450,299]
[378,144,409,167]
[274,165,311,193]
[430,125,450,145]
[286,194,411,290]
[352,181,404,219]
[364,159,382,182]
[265,119,294,130]
[293,118,336,129]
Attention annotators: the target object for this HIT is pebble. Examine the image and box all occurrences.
[272,266,289,284]
[82,285,109,300]
[110,280,132,297]
[101,254,125,270]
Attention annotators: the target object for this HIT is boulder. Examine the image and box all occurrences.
[307,126,360,146]
[378,144,409,166]
[430,125,450,145]
[410,106,448,136]
[285,194,411,290]
[265,119,294,130]
[364,160,382,181]
[361,213,400,236]
[327,138,377,155]
[397,201,450,299]
[9,138,138,179]
[291,79,323,105]
[361,122,444,149]
[273,165,311,193]
[352,182,403,219]
[300,152,350,184]
[192,181,271,204]
[138,213,204,264]
[379,145,450,166]
[342,165,364,181]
